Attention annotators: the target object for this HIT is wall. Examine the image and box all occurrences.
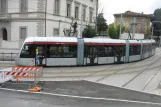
[0,0,98,53]
[120,33,144,39]
[11,22,37,41]
[8,0,38,13]
[115,16,150,34]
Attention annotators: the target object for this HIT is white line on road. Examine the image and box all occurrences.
[0,88,161,106]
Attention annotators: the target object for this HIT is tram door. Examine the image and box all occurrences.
[85,46,98,65]
[114,46,124,64]
[35,45,47,66]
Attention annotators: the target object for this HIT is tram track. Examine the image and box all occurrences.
[141,66,161,91]
[94,62,139,82]
[42,52,161,78]
[92,52,161,83]
[42,64,161,78]
[43,59,157,75]
[121,55,161,88]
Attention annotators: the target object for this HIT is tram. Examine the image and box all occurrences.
[15,37,156,66]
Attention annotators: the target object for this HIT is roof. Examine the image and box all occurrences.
[84,38,126,44]
[114,11,151,17]
[24,37,155,44]
[24,37,78,43]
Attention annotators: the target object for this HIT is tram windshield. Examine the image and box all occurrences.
[20,44,35,58]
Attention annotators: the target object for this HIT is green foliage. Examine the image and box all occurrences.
[108,24,118,39]
[83,25,96,38]
[116,24,125,35]
[96,13,108,35]
[108,24,126,39]
[151,8,161,37]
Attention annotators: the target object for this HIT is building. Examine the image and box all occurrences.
[0,0,98,52]
[114,11,151,38]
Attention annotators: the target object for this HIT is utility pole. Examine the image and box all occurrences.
[44,0,47,37]
[119,14,122,39]
[95,0,98,35]
[132,17,136,39]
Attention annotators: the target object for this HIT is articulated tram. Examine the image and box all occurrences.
[15,37,156,66]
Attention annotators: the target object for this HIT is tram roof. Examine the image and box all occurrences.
[142,39,155,43]
[24,37,155,44]
[24,37,78,43]
[84,38,126,43]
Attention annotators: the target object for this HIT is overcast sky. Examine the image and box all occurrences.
[99,0,161,24]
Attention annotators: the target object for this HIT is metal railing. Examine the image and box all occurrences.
[0,53,18,61]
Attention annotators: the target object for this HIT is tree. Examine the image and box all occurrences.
[151,8,161,39]
[108,24,125,39]
[96,13,108,35]
[108,24,118,39]
[63,17,78,37]
[83,25,96,38]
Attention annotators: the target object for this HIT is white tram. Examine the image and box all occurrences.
[15,37,156,66]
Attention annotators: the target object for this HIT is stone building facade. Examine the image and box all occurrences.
[0,0,98,52]
[114,11,151,36]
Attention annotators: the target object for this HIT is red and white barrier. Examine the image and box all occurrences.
[5,71,27,77]
[0,67,12,83]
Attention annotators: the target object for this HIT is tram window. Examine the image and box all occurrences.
[63,45,77,58]
[47,45,77,58]
[84,46,98,57]
[130,46,141,55]
[98,46,116,57]
[143,45,151,53]
[20,44,35,58]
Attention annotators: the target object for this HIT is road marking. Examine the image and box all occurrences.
[0,88,161,106]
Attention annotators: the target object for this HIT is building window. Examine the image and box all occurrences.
[20,0,27,12]
[66,29,70,36]
[20,27,27,40]
[0,0,7,13]
[54,0,60,15]
[53,28,59,36]
[67,3,71,17]
[89,10,93,22]
[82,7,86,22]
[75,6,79,19]
[2,28,7,41]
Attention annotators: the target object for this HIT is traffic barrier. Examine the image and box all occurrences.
[1,66,43,92]
[0,68,12,86]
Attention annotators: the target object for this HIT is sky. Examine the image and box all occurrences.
[99,0,161,24]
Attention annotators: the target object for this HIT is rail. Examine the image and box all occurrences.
[0,53,18,61]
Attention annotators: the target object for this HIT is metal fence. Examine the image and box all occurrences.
[0,53,18,61]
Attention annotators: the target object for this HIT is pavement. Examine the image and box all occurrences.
[1,81,161,107]
[1,48,161,95]
[40,48,161,95]
[1,48,161,106]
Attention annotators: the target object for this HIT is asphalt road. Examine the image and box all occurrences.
[1,89,161,107]
[1,81,161,107]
